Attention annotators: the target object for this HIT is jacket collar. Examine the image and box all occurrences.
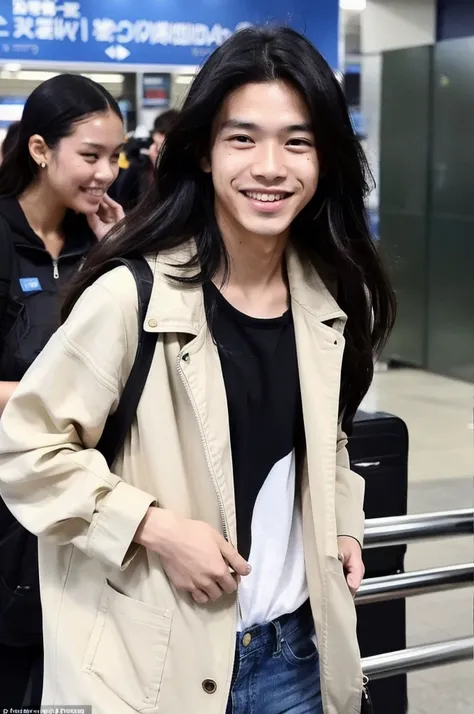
[144,240,346,334]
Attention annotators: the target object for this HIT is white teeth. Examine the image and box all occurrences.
[245,191,286,202]
[85,188,104,196]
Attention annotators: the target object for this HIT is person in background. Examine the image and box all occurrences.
[116,109,180,211]
[0,28,395,714]
[148,108,180,165]
[0,122,21,164]
[0,73,124,711]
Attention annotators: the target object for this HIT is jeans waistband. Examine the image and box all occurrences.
[237,600,313,656]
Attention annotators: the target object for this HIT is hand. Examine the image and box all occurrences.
[337,535,365,596]
[135,508,251,604]
[0,381,20,415]
[87,194,125,241]
[148,142,159,167]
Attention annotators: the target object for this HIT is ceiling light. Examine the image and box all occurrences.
[175,75,194,85]
[82,73,124,84]
[340,0,366,10]
[3,62,22,73]
[0,70,58,81]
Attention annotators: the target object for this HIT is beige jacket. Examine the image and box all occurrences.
[0,244,365,714]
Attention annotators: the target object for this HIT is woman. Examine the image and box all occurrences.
[0,28,395,714]
[0,73,124,708]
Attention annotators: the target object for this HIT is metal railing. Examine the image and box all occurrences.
[363,637,474,680]
[364,508,474,549]
[356,563,474,605]
[359,508,474,680]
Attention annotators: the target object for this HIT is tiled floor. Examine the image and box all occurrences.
[362,368,474,713]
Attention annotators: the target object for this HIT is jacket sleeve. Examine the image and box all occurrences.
[0,277,157,571]
[335,425,365,547]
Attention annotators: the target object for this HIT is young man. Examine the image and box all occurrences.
[0,26,394,714]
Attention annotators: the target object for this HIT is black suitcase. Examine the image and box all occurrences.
[349,411,408,575]
[348,411,409,714]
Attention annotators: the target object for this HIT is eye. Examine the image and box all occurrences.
[111,154,120,163]
[82,153,99,161]
[229,135,253,145]
[287,138,313,148]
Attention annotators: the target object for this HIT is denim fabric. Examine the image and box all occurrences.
[226,601,323,714]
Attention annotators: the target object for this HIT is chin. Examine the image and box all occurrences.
[241,219,292,239]
[69,198,100,216]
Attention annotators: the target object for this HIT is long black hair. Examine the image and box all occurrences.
[0,74,122,198]
[64,26,396,426]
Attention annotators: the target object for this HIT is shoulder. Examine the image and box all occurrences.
[65,264,139,334]
[59,265,141,384]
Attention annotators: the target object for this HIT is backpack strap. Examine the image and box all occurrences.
[94,256,157,468]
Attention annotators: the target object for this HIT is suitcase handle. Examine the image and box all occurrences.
[353,461,381,469]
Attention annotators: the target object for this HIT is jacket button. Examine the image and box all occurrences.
[148,318,157,328]
[182,353,190,362]
[202,679,217,694]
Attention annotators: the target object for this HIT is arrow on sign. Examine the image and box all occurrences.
[0,17,9,38]
[105,45,131,61]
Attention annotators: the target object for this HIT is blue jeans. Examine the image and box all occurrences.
[226,600,323,714]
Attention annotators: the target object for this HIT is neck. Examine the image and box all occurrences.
[213,208,290,318]
[19,181,67,236]
[216,214,288,291]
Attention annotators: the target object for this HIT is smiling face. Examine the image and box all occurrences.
[207,81,319,245]
[31,109,124,215]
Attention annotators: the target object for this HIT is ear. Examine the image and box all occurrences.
[28,134,49,169]
[200,156,212,174]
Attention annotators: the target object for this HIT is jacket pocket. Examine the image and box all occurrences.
[83,580,173,711]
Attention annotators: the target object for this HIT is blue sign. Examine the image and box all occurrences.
[0,1,339,68]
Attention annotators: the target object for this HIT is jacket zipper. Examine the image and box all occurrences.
[52,258,59,279]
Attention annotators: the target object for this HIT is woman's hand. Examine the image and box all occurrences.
[87,194,125,242]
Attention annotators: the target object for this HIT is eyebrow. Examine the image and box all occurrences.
[220,119,313,133]
[81,141,125,151]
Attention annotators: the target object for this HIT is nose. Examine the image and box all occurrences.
[251,141,287,183]
[94,157,117,186]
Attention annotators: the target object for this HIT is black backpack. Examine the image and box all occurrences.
[0,255,157,647]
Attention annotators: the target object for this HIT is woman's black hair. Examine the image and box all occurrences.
[64,25,396,426]
[0,74,122,197]
[1,121,21,161]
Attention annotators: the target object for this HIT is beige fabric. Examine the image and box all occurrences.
[0,243,365,714]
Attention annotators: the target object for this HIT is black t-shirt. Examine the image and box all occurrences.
[203,282,308,628]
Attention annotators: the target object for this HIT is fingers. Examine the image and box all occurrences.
[219,537,251,577]
[102,193,120,208]
[202,580,224,602]
[102,193,125,221]
[86,212,100,232]
[344,551,365,594]
[192,578,224,603]
[216,568,239,595]
[191,589,209,605]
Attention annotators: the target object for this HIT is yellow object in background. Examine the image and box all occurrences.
[118,150,129,170]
